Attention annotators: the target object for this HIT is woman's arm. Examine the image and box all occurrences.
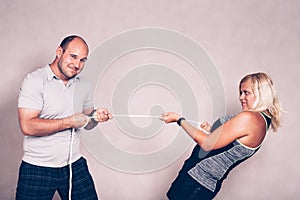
[161,111,266,151]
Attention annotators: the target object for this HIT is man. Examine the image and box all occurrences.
[16,35,112,199]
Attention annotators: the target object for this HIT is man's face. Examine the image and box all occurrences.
[56,38,88,80]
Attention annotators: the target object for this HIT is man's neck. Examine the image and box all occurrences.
[49,62,69,85]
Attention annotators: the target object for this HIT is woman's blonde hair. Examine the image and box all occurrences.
[239,72,283,132]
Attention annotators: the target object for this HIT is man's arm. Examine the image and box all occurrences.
[18,107,86,136]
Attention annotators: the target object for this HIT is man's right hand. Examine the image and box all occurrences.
[71,112,89,129]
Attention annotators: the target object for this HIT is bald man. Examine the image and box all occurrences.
[16,35,112,200]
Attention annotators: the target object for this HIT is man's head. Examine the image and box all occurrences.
[59,35,89,53]
[53,35,89,81]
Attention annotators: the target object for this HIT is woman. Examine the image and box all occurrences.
[160,72,283,200]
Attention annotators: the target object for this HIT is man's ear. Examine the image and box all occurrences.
[56,46,63,59]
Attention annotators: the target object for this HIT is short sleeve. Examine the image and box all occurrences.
[73,76,94,112]
[83,81,94,109]
[18,71,44,110]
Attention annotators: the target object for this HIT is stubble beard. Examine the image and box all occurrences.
[58,62,77,80]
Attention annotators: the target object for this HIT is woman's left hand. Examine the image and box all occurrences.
[199,121,211,133]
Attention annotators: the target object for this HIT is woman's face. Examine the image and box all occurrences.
[239,79,256,111]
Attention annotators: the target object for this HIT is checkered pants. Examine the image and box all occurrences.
[16,157,98,200]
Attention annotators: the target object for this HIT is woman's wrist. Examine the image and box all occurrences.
[177,117,186,126]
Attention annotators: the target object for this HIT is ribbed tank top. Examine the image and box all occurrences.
[187,112,271,192]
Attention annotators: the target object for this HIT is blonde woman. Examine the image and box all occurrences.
[161,72,283,200]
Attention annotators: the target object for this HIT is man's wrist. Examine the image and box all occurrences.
[63,116,74,129]
[89,109,98,124]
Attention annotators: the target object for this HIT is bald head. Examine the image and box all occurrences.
[59,35,89,53]
[50,35,89,82]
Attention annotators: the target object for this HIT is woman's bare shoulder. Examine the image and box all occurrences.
[235,111,263,121]
[231,111,266,131]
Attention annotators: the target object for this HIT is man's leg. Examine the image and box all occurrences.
[16,161,57,200]
[58,157,98,200]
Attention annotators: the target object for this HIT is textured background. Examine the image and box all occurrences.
[0,0,299,199]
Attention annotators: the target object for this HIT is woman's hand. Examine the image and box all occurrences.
[199,121,211,133]
[160,112,181,123]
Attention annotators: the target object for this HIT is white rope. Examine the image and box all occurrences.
[112,114,161,119]
[68,128,75,200]
[67,113,209,199]
[184,119,210,134]
[112,114,210,134]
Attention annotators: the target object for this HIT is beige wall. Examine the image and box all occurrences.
[1,0,299,199]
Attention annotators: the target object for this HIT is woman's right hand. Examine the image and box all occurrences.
[160,112,181,124]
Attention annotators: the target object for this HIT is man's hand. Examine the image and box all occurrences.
[91,108,113,122]
[72,112,89,129]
